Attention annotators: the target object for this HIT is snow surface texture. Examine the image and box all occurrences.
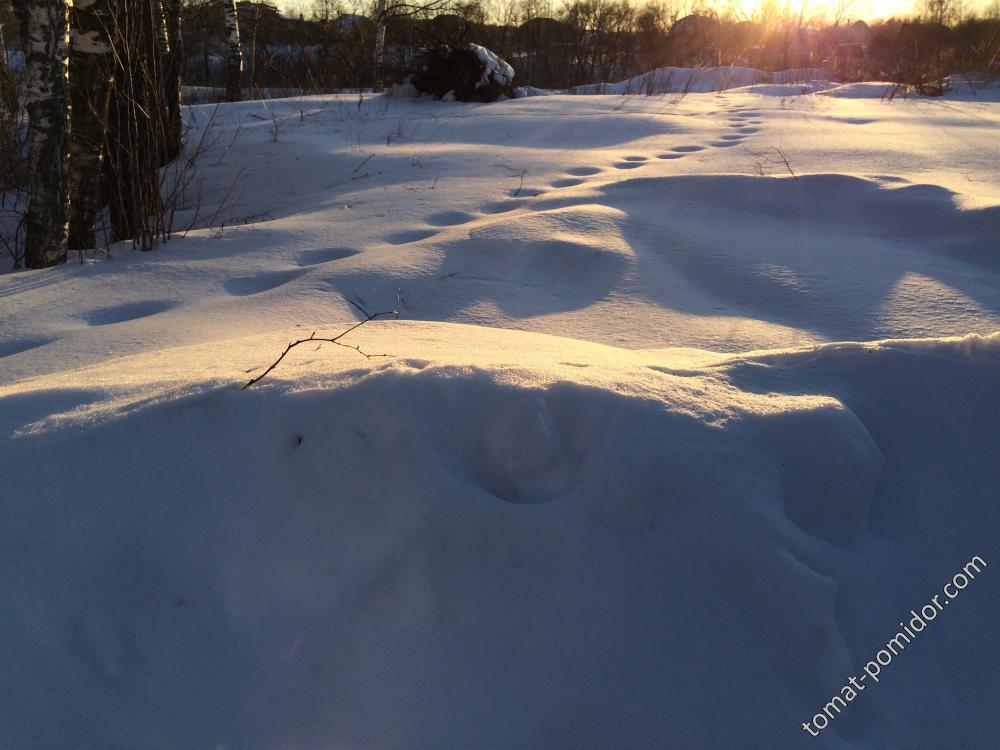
[567,66,819,95]
[563,65,1000,101]
[1,86,999,748]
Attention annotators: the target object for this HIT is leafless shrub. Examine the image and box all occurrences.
[0,64,27,269]
[745,145,799,180]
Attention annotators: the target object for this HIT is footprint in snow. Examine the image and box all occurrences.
[709,140,743,148]
[481,199,527,214]
[565,166,602,176]
[0,335,56,358]
[425,210,476,227]
[621,155,648,162]
[476,395,572,504]
[223,270,306,297]
[614,161,645,169]
[656,153,685,159]
[551,177,584,188]
[295,247,358,266]
[385,228,438,245]
[79,299,178,325]
[670,145,705,153]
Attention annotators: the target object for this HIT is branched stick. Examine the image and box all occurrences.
[243,300,400,389]
[744,145,798,180]
[354,153,375,173]
[514,169,527,196]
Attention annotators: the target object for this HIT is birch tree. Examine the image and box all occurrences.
[373,0,387,93]
[163,0,183,160]
[223,0,242,101]
[67,0,114,250]
[13,0,70,268]
[372,0,447,93]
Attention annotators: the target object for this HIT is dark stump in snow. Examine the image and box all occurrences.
[411,45,514,103]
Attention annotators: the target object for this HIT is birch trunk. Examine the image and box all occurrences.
[67,0,114,251]
[163,0,183,161]
[145,0,170,167]
[223,0,242,102]
[13,0,70,268]
[373,0,387,93]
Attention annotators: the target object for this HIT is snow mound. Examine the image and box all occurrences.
[512,85,552,98]
[818,81,903,99]
[772,67,835,83]
[386,81,419,98]
[819,77,1000,101]
[941,74,1000,101]
[726,80,838,95]
[2,325,999,748]
[567,66,836,95]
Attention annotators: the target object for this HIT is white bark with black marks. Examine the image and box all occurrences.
[68,0,114,251]
[163,0,183,160]
[0,17,8,69]
[223,0,242,102]
[373,0,387,93]
[13,0,70,268]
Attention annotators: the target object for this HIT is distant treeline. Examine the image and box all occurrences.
[174,0,999,91]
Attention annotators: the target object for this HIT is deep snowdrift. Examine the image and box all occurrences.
[2,326,999,749]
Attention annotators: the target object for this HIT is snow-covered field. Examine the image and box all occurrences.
[2,87,998,748]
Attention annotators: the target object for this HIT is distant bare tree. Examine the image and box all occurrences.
[372,0,447,92]
[923,0,964,25]
[373,0,392,92]
[12,0,70,268]
[223,0,242,100]
[830,0,855,26]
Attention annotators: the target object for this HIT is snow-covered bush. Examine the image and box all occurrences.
[411,44,515,102]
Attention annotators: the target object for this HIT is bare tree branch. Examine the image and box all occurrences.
[243,297,400,389]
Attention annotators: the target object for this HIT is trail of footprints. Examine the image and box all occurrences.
[22,106,774,344]
[657,108,763,158]
[379,105,767,248]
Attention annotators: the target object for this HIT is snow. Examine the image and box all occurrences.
[2,85,999,748]
[567,65,836,95]
[469,43,514,88]
[727,80,838,95]
[818,81,906,98]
